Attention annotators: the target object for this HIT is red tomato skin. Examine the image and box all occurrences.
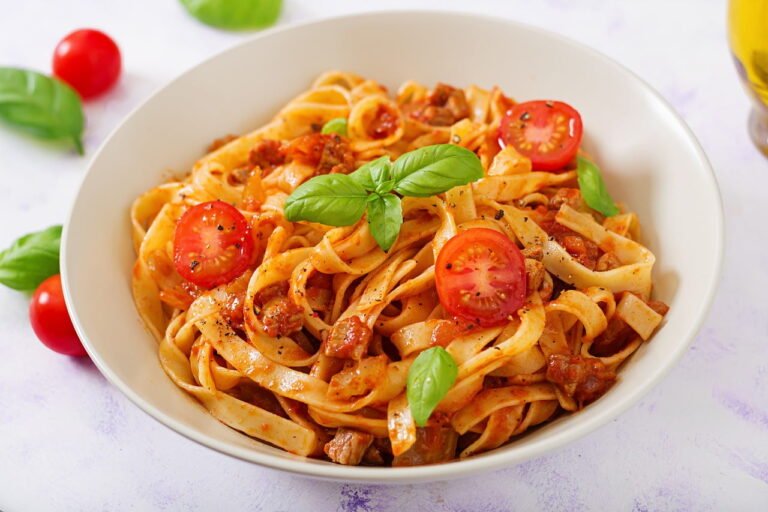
[435,228,527,327]
[29,275,87,357]
[52,29,121,99]
[498,100,583,172]
[173,201,255,289]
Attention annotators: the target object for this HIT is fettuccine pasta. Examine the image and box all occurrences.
[131,72,668,466]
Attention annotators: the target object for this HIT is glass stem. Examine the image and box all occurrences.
[749,108,768,156]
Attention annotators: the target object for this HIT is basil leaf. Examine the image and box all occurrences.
[284,174,368,226]
[179,0,282,30]
[349,156,392,191]
[374,179,396,195]
[392,144,483,197]
[0,225,62,291]
[407,347,458,427]
[367,193,402,252]
[576,156,619,217]
[0,68,84,154]
[321,117,348,136]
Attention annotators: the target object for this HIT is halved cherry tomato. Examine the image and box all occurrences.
[173,201,254,289]
[29,274,87,357]
[498,100,583,171]
[435,228,526,327]
[52,29,121,99]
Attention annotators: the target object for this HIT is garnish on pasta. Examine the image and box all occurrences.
[131,72,669,466]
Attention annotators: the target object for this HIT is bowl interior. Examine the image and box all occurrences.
[62,11,722,483]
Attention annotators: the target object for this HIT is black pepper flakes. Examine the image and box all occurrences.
[494,209,505,220]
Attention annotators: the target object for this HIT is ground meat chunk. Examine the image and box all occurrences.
[589,316,633,357]
[646,299,670,317]
[548,188,586,211]
[324,316,372,360]
[324,429,374,465]
[327,355,388,401]
[361,444,386,466]
[285,133,355,174]
[546,354,616,404]
[221,288,246,331]
[368,104,399,139]
[420,105,455,126]
[254,282,303,338]
[536,206,601,270]
[406,83,470,127]
[590,297,669,357]
[429,83,469,122]
[392,426,458,467]
[249,139,286,175]
[596,252,621,271]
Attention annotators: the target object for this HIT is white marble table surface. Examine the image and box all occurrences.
[1,0,766,510]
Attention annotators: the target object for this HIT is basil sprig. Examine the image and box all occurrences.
[179,0,282,30]
[407,347,458,427]
[281,174,367,227]
[576,156,619,217]
[284,144,483,251]
[0,225,62,291]
[0,68,84,154]
[321,117,347,136]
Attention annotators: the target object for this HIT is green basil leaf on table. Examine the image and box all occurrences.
[392,144,484,197]
[321,117,348,136]
[0,68,84,154]
[407,347,458,427]
[0,225,62,291]
[349,155,392,191]
[179,0,282,30]
[366,193,402,252]
[283,174,368,226]
[576,156,620,217]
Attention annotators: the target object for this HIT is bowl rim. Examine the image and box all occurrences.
[61,9,724,483]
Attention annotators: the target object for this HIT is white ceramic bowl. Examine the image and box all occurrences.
[62,11,723,483]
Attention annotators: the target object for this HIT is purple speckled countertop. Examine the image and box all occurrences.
[1,1,766,510]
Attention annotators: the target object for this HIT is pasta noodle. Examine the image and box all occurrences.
[131,72,668,466]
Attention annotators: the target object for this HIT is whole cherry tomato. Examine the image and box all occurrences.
[53,29,121,99]
[29,274,87,357]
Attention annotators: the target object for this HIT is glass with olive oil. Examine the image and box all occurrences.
[729,0,768,155]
